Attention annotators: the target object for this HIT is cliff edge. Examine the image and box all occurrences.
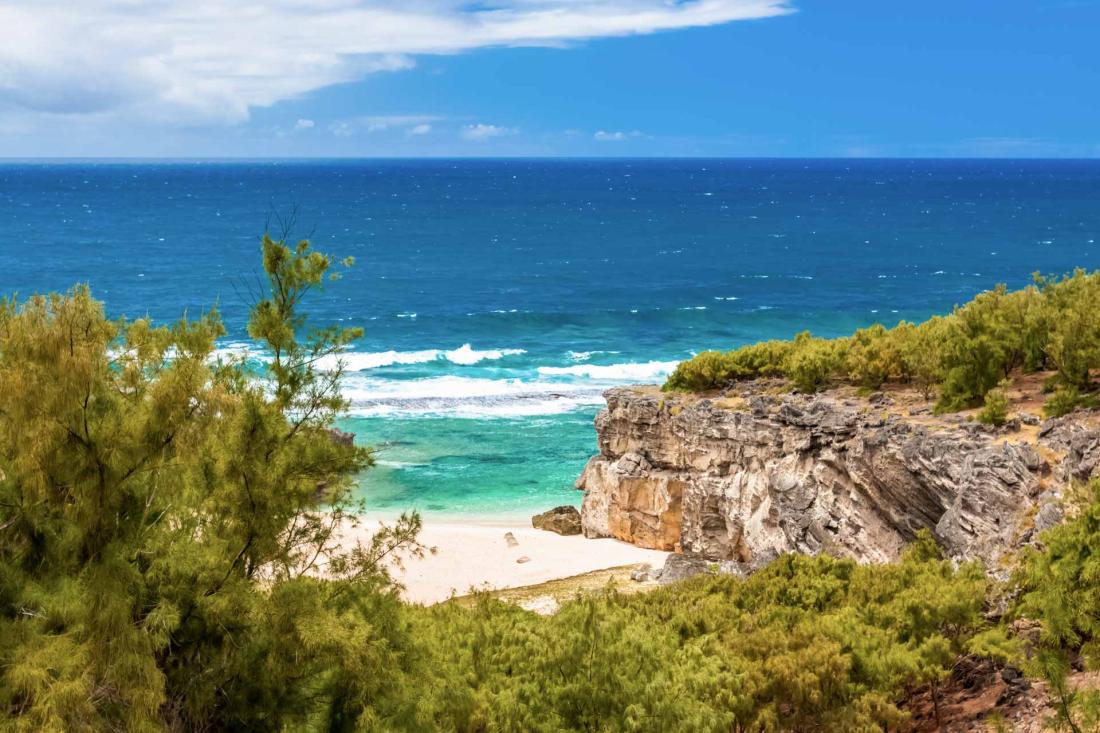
[576,381,1100,570]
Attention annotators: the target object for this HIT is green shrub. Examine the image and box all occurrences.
[1015,480,1100,732]
[1043,384,1100,418]
[413,532,998,733]
[1039,268,1100,388]
[977,384,1009,426]
[664,350,737,392]
[786,331,847,393]
[666,270,1100,413]
[0,236,427,731]
[846,323,897,389]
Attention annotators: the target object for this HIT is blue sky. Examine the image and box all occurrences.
[0,0,1096,157]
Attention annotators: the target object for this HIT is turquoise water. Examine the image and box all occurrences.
[3,159,1100,516]
[336,412,592,517]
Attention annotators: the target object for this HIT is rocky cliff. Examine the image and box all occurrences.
[576,384,1100,570]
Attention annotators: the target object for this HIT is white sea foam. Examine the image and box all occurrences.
[341,375,606,418]
[443,343,526,365]
[314,344,526,371]
[566,350,621,362]
[537,360,679,381]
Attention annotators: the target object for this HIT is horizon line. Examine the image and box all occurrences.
[2,155,1100,163]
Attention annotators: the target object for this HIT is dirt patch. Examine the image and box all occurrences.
[904,665,1099,733]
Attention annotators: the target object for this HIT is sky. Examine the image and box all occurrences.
[0,0,1096,158]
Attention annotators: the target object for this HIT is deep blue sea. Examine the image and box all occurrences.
[3,159,1099,517]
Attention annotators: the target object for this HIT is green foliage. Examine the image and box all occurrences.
[846,323,900,389]
[0,235,426,730]
[1045,385,1092,419]
[1039,270,1100,390]
[407,533,995,733]
[786,331,847,393]
[900,318,947,400]
[1016,480,1100,733]
[664,340,792,392]
[665,270,1100,412]
[977,383,1010,426]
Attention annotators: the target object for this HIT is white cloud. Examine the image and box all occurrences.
[594,129,645,141]
[326,114,442,136]
[461,123,518,141]
[294,118,315,130]
[329,120,355,138]
[363,115,441,132]
[0,1,793,125]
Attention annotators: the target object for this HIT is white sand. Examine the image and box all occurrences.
[369,518,669,605]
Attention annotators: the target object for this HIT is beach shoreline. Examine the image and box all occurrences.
[349,514,669,605]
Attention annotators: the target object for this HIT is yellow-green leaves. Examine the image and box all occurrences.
[664,270,1100,412]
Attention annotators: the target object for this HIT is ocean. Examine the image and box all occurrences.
[3,159,1099,518]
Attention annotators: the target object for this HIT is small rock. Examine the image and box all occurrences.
[1001,667,1020,683]
[659,553,745,585]
[748,396,769,415]
[504,532,519,548]
[326,427,355,446]
[1034,501,1064,533]
[630,565,661,582]
[515,556,531,564]
[531,505,582,535]
[1019,411,1041,426]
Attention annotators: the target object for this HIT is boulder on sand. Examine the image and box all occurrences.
[531,505,582,536]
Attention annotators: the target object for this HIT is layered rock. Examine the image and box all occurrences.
[576,387,1100,570]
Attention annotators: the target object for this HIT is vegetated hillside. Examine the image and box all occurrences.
[665,270,1100,423]
[0,243,1097,731]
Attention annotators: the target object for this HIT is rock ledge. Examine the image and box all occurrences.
[576,386,1100,570]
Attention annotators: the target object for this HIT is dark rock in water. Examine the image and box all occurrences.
[531,505,582,536]
[326,427,355,446]
[658,553,746,585]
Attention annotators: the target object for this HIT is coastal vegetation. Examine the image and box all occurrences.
[1,240,1098,731]
[664,270,1100,418]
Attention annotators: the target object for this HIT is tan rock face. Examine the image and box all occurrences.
[576,387,1100,570]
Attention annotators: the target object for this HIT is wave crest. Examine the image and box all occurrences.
[342,375,605,418]
[313,343,526,371]
[537,360,678,381]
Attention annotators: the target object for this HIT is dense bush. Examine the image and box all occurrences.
[977,383,1009,426]
[1016,480,1100,732]
[412,533,1005,733]
[664,270,1100,414]
[0,236,427,731]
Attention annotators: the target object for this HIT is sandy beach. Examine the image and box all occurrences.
[353,516,670,605]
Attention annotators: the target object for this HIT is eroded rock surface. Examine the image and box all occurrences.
[576,387,1100,570]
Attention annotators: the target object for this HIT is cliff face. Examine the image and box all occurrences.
[576,386,1100,569]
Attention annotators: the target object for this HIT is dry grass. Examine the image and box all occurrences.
[448,563,659,614]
